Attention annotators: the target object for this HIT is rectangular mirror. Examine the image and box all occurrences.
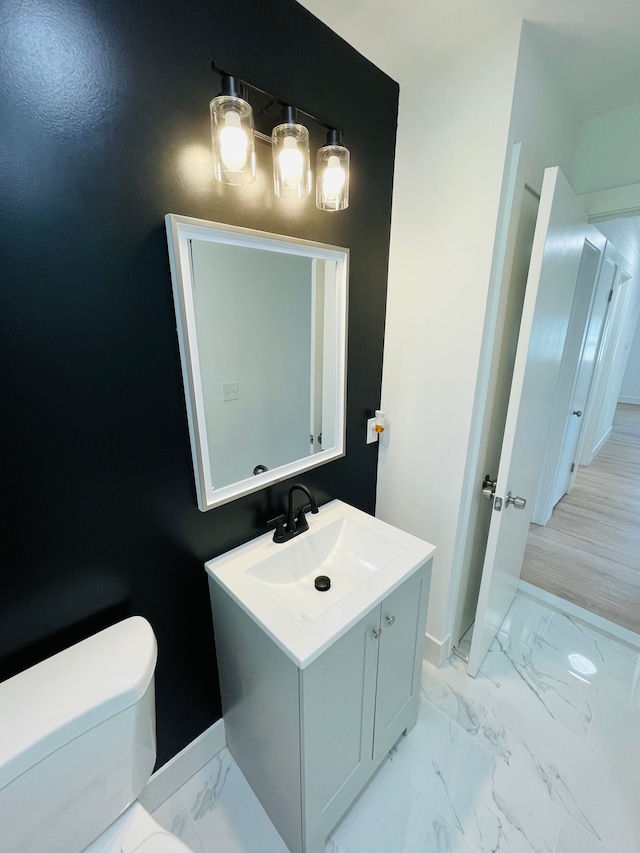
[165,214,348,510]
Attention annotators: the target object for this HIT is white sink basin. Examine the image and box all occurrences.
[205,500,435,667]
[246,516,406,624]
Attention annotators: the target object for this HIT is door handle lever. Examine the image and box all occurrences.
[572,410,583,417]
[505,491,527,510]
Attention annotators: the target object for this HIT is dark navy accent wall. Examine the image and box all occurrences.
[0,0,398,763]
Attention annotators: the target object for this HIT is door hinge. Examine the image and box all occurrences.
[608,288,614,303]
[570,462,575,473]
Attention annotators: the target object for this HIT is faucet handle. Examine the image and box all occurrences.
[267,513,288,543]
[294,506,310,533]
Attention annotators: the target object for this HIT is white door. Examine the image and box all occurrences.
[548,237,608,508]
[551,356,593,506]
[574,252,620,466]
[451,143,540,648]
[580,267,634,462]
[468,166,588,676]
[544,234,606,513]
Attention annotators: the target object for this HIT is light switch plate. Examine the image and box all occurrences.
[222,381,239,402]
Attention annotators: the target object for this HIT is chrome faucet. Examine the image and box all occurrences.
[269,484,319,543]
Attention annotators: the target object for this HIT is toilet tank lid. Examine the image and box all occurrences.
[0,617,157,791]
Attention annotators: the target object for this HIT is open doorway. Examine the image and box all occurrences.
[521,402,640,632]
[520,214,640,632]
[452,170,640,671]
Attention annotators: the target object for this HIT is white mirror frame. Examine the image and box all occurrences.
[165,213,349,511]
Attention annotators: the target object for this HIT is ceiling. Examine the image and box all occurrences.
[297,0,640,121]
[297,0,640,255]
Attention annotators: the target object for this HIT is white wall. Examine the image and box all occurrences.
[594,218,640,405]
[593,219,640,410]
[376,22,522,660]
[508,23,581,183]
[376,20,586,661]
[573,103,640,194]
[377,21,640,663]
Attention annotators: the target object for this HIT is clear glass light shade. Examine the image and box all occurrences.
[272,123,311,198]
[210,94,255,185]
[316,144,349,211]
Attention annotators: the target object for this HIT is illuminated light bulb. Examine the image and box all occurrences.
[272,110,310,198]
[316,130,349,211]
[278,136,304,187]
[219,110,248,171]
[322,154,346,201]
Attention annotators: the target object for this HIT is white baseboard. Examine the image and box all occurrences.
[423,631,452,667]
[518,580,640,652]
[140,718,226,812]
[619,396,640,405]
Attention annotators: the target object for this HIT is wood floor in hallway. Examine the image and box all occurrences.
[521,402,640,634]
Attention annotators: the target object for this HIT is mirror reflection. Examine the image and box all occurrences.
[165,214,348,510]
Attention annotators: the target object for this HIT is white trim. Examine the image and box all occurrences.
[423,631,452,667]
[139,719,226,812]
[619,396,640,405]
[580,182,640,222]
[587,424,612,464]
[165,213,349,511]
[518,580,640,652]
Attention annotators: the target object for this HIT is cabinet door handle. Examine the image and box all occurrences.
[372,628,382,640]
[386,615,395,627]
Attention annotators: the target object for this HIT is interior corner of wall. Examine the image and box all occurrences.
[423,630,452,668]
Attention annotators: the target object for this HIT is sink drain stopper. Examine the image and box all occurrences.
[314,575,331,592]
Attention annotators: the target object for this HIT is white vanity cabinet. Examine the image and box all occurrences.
[208,559,431,853]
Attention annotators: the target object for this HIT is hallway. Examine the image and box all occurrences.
[521,403,640,633]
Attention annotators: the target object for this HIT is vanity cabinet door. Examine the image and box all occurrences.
[300,603,381,849]
[372,566,430,763]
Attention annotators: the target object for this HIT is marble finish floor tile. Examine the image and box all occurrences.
[422,813,480,853]
[499,594,640,691]
[475,675,638,850]
[554,814,612,853]
[585,670,640,812]
[152,592,640,853]
[153,790,207,853]
[390,700,563,853]
[421,654,498,736]
[330,754,437,853]
[482,623,600,738]
[177,748,286,853]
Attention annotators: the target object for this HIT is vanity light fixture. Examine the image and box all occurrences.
[210,75,256,185]
[317,129,350,211]
[272,106,311,198]
[210,63,350,210]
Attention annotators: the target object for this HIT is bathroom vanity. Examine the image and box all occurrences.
[205,500,434,853]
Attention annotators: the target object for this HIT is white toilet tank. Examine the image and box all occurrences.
[0,617,158,853]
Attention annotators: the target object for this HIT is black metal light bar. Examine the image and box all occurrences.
[211,61,344,138]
